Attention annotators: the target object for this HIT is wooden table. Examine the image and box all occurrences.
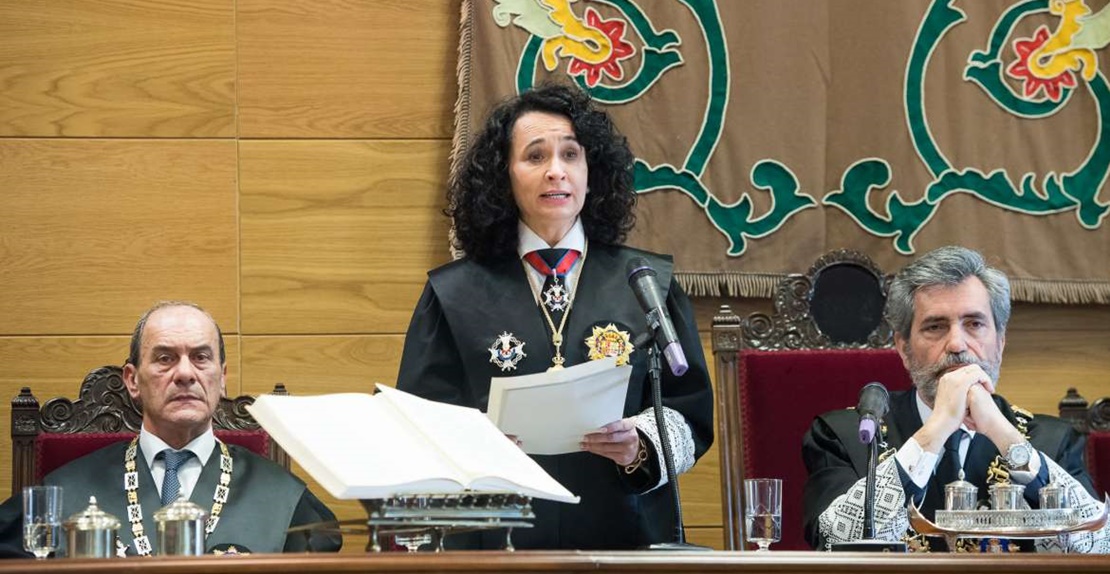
[2,551,1108,574]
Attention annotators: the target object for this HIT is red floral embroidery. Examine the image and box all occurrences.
[1006,25,1077,102]
[567,8,635,87]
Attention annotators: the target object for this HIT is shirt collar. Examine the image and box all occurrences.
[516,218,585,259]
[139,425,216,469]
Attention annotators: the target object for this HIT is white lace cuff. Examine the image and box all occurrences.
[633,406,695,492]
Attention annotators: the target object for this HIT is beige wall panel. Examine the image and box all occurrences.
[1009,303,1110,332]
[680,439,721,527]
[685,526,724,550]
[237,0,458,138]
[240,140,452,335]
[684,332,721,527]
[0,0,234,137]
[999,330,1110,414]
[239,335,405,394]
[0,140,239,335]
[0,336,241,495]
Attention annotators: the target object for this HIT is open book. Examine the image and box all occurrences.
[246,385,579,504]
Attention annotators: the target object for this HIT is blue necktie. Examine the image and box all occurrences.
[937,429,967,486]
[160,449,194,506]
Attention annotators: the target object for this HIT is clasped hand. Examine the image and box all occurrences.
[918,364,1016,453]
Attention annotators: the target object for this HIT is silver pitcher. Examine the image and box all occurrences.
[944,476,978,511]
[988,483,1026,511]
[154,497,207,556]
[63,496,119,558]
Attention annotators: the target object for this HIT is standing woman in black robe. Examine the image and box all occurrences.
[396,83,713,550]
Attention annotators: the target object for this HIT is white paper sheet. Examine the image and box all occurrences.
[487,357,632,455]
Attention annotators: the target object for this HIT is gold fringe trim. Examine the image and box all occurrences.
[447,0,474,261]
[449,0,474,181]
[1010,278,1110,305]
[676,272,1110,305]
[674,272,785,298]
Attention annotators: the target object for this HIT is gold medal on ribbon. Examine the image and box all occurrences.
[585,323,634,366]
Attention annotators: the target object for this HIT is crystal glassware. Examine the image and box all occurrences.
[23,486,63,559]
[744,478,782,551]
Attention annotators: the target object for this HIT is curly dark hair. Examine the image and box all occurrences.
[448,83,636,263]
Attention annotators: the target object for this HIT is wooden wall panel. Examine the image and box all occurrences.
[681,332,721,527]
[0,0,235,137]
[0,140,239,335]
[240,140,452,335]
[239,335,405,394]
[1002,303,1110,410]
[685,526,724,550]
[237,0,458,138]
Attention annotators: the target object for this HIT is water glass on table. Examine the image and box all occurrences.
[23,486,63,559]
[744,478,782,551]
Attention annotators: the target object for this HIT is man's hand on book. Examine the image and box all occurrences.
[581,418,641,466]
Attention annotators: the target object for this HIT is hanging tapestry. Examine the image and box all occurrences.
[453,0,1110,303]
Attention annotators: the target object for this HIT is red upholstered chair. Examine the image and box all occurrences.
[713,249,912,551]
[1058,388,1110,498]
[10,365,289,497]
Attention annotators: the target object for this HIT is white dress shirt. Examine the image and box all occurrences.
[139,426,216,503]
[517,218,586,304]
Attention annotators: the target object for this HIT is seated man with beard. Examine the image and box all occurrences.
[802,246,1109,553]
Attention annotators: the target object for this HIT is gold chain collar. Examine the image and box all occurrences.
[525,242,588,371]
[118,435,232,556]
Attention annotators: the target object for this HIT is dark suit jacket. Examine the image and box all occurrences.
[802,389,1094,551]
[396,244,714,549]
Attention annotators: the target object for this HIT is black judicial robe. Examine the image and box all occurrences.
[396,244,714,550]
[802,389,1094,551]
[0,442,340,557]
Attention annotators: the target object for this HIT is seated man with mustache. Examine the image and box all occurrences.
[0,302,341,557]
[802,246,1109,553]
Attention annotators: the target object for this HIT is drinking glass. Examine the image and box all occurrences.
[744,478,782,551]
[23,486,63,559]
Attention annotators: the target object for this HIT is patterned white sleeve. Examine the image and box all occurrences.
[816,457,911,549]
[1034,456,1110,553]
[632,406,695,493]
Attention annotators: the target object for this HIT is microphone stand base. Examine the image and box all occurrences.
[830,540,908,553]
[646,542,714,551]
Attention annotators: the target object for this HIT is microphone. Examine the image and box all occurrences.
[626,257,688,377]
[831,380,906,551]
[856,382,889,444]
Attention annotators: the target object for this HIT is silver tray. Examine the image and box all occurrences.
[289,492,535,552]
[936,508,1081,533]
[908,494,1109,551]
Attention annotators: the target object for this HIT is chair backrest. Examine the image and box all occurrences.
[1058,388,1110,497]
[712,248,907,551]
[737,248,894,351]
[10,365,289,497]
